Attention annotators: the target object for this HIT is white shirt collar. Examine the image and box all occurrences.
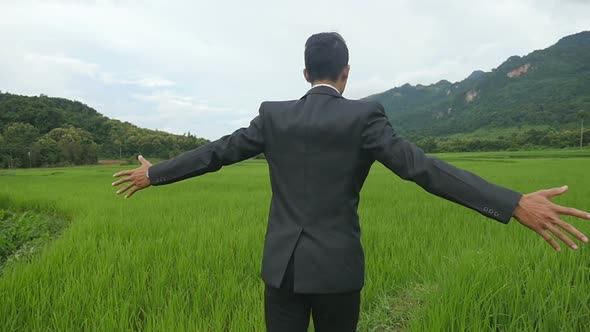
[312,83,341,95]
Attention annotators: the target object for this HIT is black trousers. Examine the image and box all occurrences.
[264,255,361,332]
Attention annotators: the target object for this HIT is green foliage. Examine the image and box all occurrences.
[1,123,40,168]
[412,128,590,153]
[0,134,4,166]
[45,126,97,165]
[0,93,210,168]
[0,209,67,270]
[366,31,590,146]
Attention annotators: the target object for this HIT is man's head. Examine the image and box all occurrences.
[304,32,350,94]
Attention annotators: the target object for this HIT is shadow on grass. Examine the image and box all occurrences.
[0,195,70,274]
[359,283,439,332]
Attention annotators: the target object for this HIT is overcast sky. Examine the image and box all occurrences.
[1,0,589,140]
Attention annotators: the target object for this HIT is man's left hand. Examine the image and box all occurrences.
[112,155,152,199]
[514,185,590,252]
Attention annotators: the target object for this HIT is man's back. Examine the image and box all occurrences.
[260,85,378,292]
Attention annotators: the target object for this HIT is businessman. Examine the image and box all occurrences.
[112,32,590,332]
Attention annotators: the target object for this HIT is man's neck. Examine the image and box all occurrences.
[312,80,342,94]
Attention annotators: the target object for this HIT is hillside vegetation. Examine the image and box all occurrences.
[365,31,590,152]
[0,93,209,168]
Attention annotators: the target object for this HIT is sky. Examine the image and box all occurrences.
[1,0,589,140]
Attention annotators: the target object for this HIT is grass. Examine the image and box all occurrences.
[0,150,588,331]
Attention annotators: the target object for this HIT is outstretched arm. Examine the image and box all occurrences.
[362,102,590,251]
[112,107,265,198]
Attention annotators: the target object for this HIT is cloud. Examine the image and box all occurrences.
[24,53,176,89]
[25,53,98,76]
[98,74,176,88]
[127,90,254,138]
[228,117,257,128]
[1,0,589,140]
[132,90,231,116]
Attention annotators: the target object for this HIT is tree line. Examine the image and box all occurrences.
[0,92,209,168]
[1,92,587,168]
[0,122,210,168]
[411,127,589,153]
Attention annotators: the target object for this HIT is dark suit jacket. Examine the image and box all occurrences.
[148,85,522,293]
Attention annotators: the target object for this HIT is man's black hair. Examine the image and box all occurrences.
[304,32,349,82]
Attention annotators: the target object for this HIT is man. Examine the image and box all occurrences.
[112,32,590,332]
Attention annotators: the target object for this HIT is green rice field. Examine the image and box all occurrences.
[0,150,589,331]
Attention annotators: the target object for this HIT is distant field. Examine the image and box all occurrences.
[0,150,589,331]
[97,159,129,165]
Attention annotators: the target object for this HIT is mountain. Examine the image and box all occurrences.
[364,31,590,139]
[0,92,209,168]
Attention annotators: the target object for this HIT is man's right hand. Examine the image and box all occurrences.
[112,155,152,199]
[513,185,590,252]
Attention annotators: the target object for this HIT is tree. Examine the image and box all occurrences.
[416,136,439,153]
[0,133,7,168]
[31,137,59,166]
[578,110,588,149]
[46,126,97,165]
[109,121,127,160]
[2,122,40,167]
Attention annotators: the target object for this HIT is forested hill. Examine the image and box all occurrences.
[0,92,209,168]
[364,31,590,152]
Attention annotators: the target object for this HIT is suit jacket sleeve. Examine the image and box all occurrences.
[361,102,522,224]
[147,105,265,186]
